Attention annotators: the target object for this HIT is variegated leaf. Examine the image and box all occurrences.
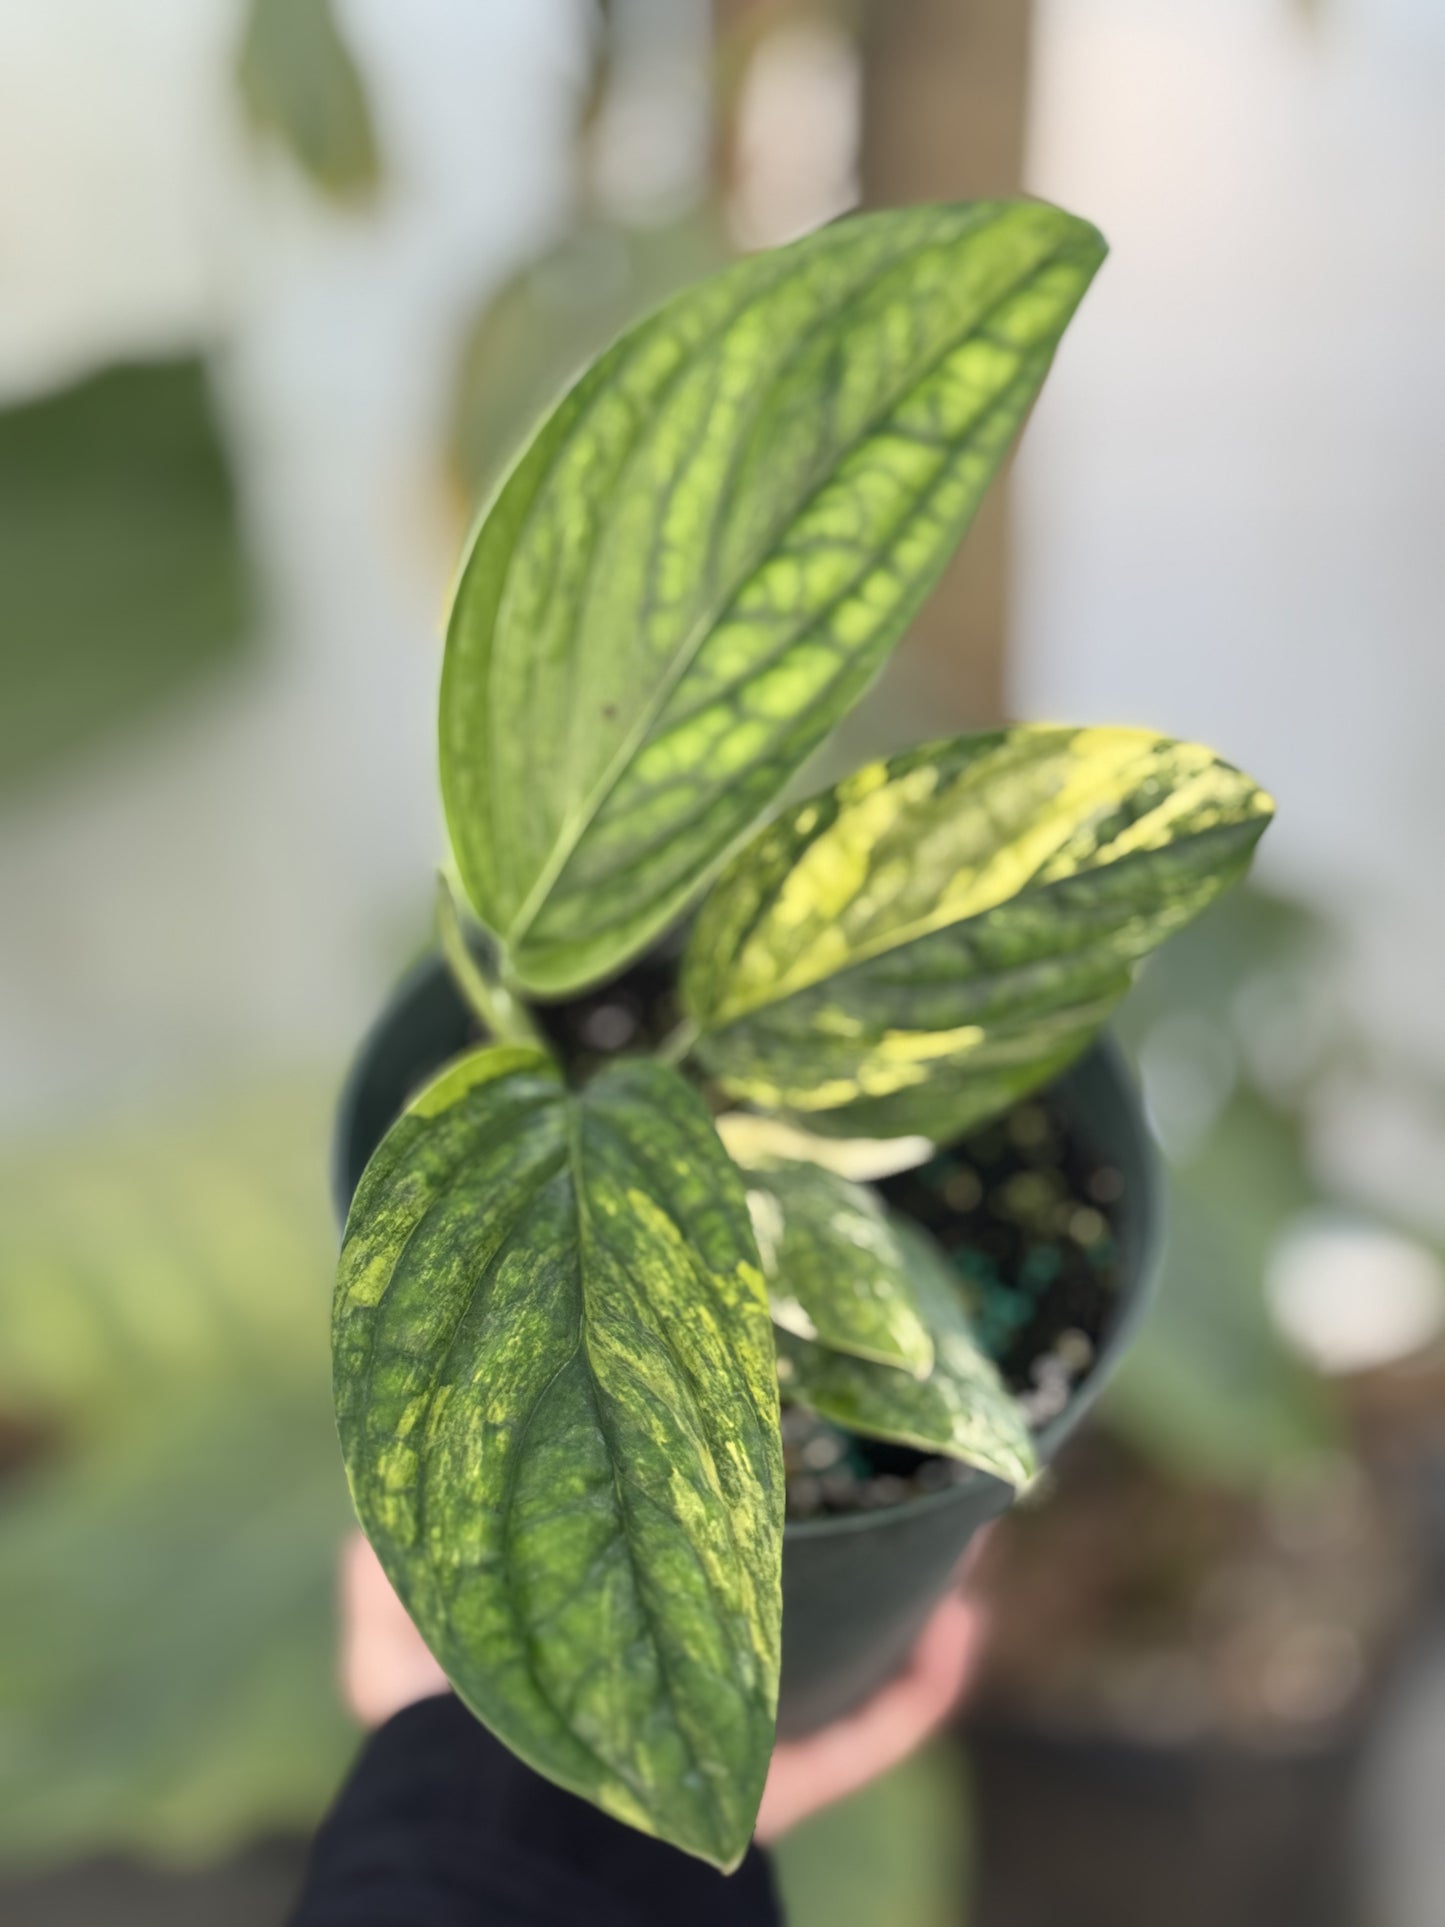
[740,1155,935,1376]
[776,1221,1036,1487]
[333,1046,783,1871]
[442,200,1106,996]
[683,726,1273,1140]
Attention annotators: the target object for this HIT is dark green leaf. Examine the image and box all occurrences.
[442,201,1106,995]
[237,0,381,202]
[334,1047,783,1870]
[738,1155,934,1374]
[683,726,1273,1140]
[777,1220,1036,1486]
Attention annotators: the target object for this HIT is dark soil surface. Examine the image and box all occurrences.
[783,1092,1125,1521]
[530,934,687,1073]
[880,1094,1124,1407]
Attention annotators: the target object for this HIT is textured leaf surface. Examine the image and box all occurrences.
[334,1047,783,1869]
[442,200,1106,995]
[740,1156,934,1375]
[684,726,1273,1139]
[776,1222,1036,1486]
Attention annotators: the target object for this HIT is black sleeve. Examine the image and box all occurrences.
[288,1693,783,1927]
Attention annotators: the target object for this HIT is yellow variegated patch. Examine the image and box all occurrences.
[442,201,1106,996]
[683,726,1272,1140]
[715,1113,934,1182]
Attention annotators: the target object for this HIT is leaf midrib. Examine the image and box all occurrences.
[562,1096,733,1864]
[522,353,1052,931]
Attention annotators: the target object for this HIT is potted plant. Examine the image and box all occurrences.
[330,199,1272,1872]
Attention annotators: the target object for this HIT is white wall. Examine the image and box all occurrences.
[1018,0,1445,1088]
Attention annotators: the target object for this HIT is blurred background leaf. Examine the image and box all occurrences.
[0,1082,333,1422]
[237,0,381,204]
[0,1396,349,1867]
[1104,1087,1339,1486]
[1104,888,1341,1487]
[0,1081,353,1866]
[0,359,252,798]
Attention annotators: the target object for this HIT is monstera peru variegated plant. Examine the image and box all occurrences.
[333,200,1272,1869]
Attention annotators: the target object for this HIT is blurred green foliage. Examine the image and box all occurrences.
[774,1739,972,1927]
[1105,1087,1336,1484]
[0,1082,353,1866]
[0,359,252,796]
[237,0,381,203]
[1105,888,1340,1486]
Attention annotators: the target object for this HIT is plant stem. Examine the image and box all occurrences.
[436,874,543,1050]
[655,1018,700,1068]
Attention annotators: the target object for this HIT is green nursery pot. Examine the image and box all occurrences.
[333,955,1163,1740]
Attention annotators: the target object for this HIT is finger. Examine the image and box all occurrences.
[339,1529,450,1727]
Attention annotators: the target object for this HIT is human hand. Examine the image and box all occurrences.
[754,1581,986,1840]
[339,1530,449,1728]
[339,1529,987,1839]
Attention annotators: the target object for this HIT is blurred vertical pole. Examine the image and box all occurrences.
[859,0,1034,727]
